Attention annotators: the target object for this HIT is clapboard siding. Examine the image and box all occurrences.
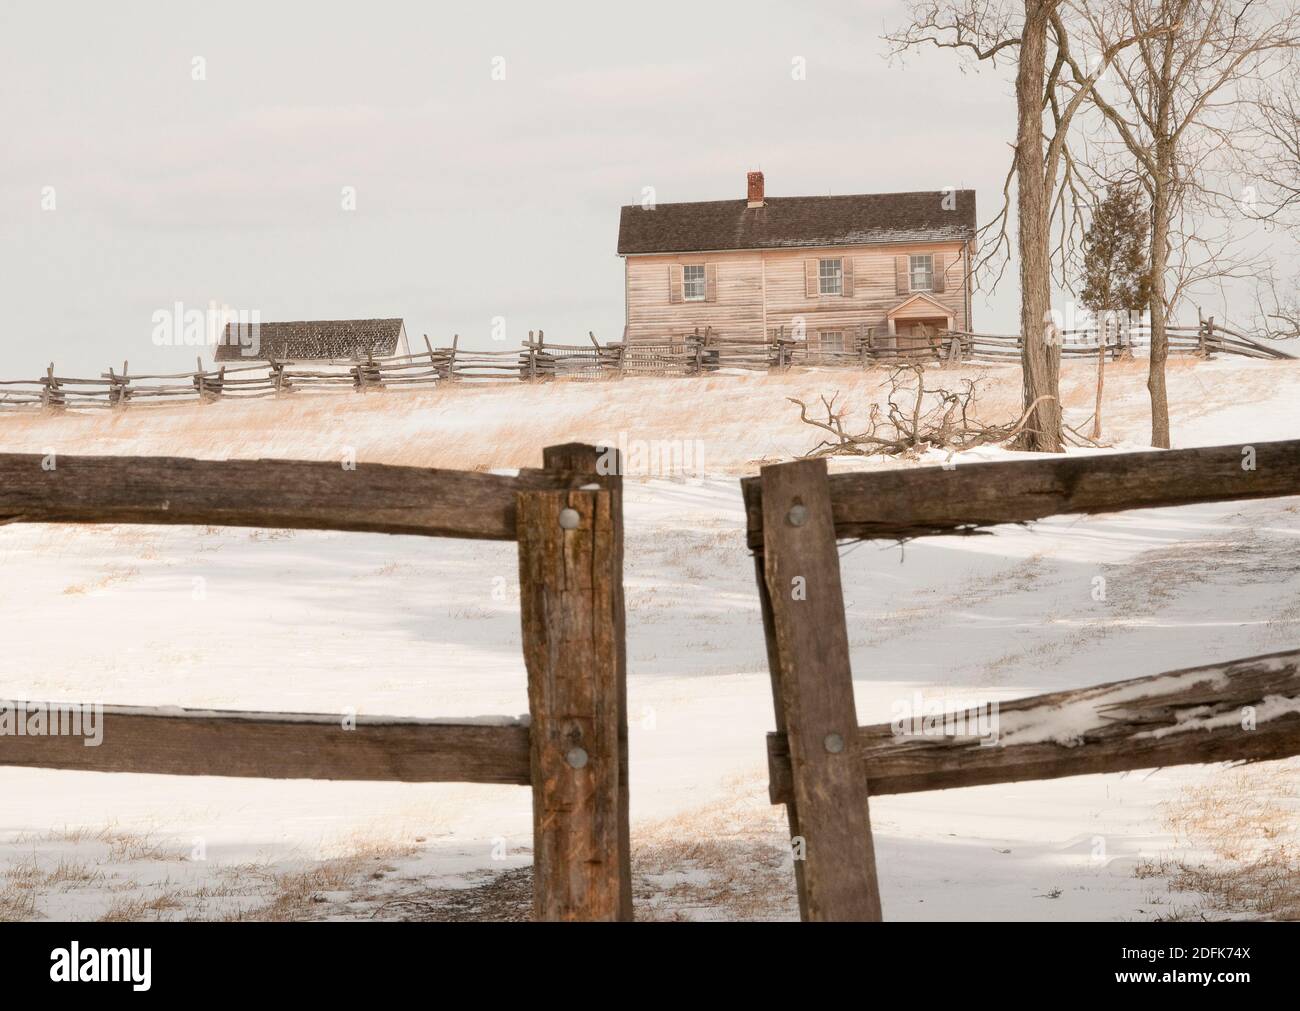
[624,242,970,345]
[626,251,767,343]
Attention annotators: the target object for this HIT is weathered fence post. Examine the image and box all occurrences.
[107,366,125,409]
[364,348,380,390]
[539,442,631,920]
[756,458,883,921]
[41,363,64,412]
[448,334,459,382]
[422,334,439,380]
[193,357,223,403]
[586,331,606,380]
[117,361,132,408]
[517,444,630,921]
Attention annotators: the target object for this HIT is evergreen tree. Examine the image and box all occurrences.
[1081,185,1152,319]
[1080,184,1153,440]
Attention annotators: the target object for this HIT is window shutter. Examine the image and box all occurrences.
[932,253,946,293]
[805,259,819,298]
[704,263,718,303]
[895,256,910,296]
[669,264,683,304]
[842,256,854,297]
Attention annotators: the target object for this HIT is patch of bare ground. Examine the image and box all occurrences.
[344,777,796,921]
[1134,760,1300,920]
[223,839,419,922]
[367,867,534,922]
[629,777,796,921]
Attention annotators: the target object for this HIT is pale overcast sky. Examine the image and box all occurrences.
[0,1,1286,376]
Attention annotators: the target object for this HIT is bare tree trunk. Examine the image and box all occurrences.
[1015,2,1064,453]
[1148,140,1173,448]
[1092,338,1105,439]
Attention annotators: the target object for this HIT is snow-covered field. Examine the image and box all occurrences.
[1,357,1298,920]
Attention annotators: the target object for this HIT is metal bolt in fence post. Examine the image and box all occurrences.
[566,747,589,769]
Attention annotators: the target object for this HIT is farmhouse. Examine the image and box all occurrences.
[215,318,411,363]
[617,173,976,353]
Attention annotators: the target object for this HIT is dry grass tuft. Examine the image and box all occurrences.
[629,778,797,921]
[222,837,419,922]
[1135,761,1300,920]
[344,776,798,922]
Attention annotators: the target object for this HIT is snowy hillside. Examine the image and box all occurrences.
[1,357,1298,921]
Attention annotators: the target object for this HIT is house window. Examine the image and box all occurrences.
[815,331,845,354]
[818,258,843,296]
[682,264,706,301]
[910,254,934,291]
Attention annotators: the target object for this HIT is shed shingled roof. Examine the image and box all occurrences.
[215,318,405,362]
[617,190,977,255]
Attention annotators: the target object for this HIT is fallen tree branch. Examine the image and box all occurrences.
[789,367,1059,460]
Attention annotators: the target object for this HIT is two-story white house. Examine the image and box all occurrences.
[617,172,976,354]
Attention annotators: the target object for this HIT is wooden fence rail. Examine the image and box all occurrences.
[1,320,1292,413]
[743,442,1300,921]
[767,649,1300,800]
[0,442,632,922]
[741,438,1300,547]
[0,707,532,784]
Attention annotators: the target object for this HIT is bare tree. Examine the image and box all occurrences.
[1247,69,1300,337]
[1064,0,1300,447]
[1250,70,1300,224]
[887,2,1165,452]
[1255,267,1300,339]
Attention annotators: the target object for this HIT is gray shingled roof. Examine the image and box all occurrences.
[617,190,977,255]
[215,318,405,362]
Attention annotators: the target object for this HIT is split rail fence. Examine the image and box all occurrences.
[2,320,1292,413]
[0,442,632,922]
[742,440,1300,921]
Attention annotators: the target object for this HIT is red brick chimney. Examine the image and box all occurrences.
[747,170,765,208]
